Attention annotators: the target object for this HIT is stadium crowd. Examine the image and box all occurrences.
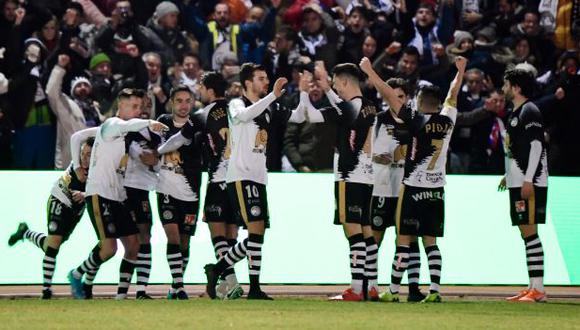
[0,0,578,175]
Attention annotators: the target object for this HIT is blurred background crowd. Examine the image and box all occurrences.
[0,0,578,175]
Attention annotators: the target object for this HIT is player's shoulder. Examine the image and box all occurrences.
[228,97,245,108]
[521,101,542,117]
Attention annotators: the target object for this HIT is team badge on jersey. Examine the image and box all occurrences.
[163,210,173,220]
[49,221,58,232]
[372,216,383,227]
[510,117,518,127]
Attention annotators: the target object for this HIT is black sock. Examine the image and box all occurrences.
[182,248,190,276]
[24,230,46,251]
[247,234,264,292]
[348,234,366,294]
[425,245,442,293]
[167,244,183,290]
[408,241,421,292]
[117,258,136,295]
[215,238,248,275]
[389,245,410,294]
[136,243,152,293]
[42,247,58,290]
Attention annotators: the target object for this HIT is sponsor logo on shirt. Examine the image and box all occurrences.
[411,190,444,201]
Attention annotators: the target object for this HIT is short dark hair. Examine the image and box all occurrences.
[170,85,193,100]
[118,88,145,100]
[201,71,227,97]
[67,2,85,17]
[85,137,95,148]
[386,78,412,96]
[278,25,298,44]
[401,46,420,59]
[417,3,436,16]
[181,52,201,65]
[504,68,536,98]
[333,63,365,83]
[239,63,266,90]
[349,5,369,21]
[418,84,442,109]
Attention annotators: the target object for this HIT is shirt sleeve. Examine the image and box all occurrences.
[521,103,544,143]
[440,105,458,123]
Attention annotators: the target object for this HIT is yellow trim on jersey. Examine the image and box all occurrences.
[395,185,405,235]
[235,181,249,225]
[338,181,346,224]
[91,195,106,241]
[528,189,536,225]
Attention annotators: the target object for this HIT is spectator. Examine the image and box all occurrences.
[137,51,171,118]
[509,8,556,72]
[147,1,192,65]
[172,52,203,97]
[46,54,104,169]
[263,25,300,82]
[6,38,55,169]
[88,52,116,116]
[283,79,335,172]
[94,0,164,79]
[294,4,341,71]
[338,6,370,63]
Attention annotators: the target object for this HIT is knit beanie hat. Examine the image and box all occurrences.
[89,52,111,70]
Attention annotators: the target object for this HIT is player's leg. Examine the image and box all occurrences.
[507,187,547,302]
[224,223,242,299]
[363,225,379,301]
[39,235,62,299]
[421,235,442,303]
[69,196,117,299]
[209,222,230,298]
[380,186,414,302]
[116,233,139,300]
[126,187,154,299]
[406,236,425,302]
[157,193,186,298]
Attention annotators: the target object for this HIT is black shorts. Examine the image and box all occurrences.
[46,195,85,241]
[125,187,152,225]
[509,186,548,226]
[204,182,236,224]
[86,195,138,239]
[334,181,372,226]
[370,196,397,231]
[396,185,445,237]
[227,181,270,228]
[156,193,199,236]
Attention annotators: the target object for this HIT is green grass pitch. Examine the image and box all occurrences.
[1,298,579,329]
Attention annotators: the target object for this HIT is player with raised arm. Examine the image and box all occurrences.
[302,63,378,302]
[499,69,549,303]
[371,78,426,302]
[204,63,305,300]
[67,88,168,300]
[8,130,95,299]
[361,55,467,303]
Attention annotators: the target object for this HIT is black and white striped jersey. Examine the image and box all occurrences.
[320,95,376,184]
[50,164,86,208]
[124,128,162,191]
[399,102,457,188]
[156,114,202,201]
[372,109,411,197]
[181,99,230,184]
[503,101,548,188]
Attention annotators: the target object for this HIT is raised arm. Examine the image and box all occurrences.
[230,78,287,122]
[445,56,468,107]
[157,132,189,154]
[102,118,168,140]
[71,127,98,169]
[359,57,404,114]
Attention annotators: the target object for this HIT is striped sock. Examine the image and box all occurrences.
[215,238,248,275]
[247,234,264,293]
[524,234,544,292]
[348,234,366,294]
[225,239,239,286]
[167,244,183,290]
[24,230,46,251]
[364,237,379,290]
[73,246,103,280]
[83,266,100,295]
[117,258,137,295]
[42,247,58,291]
[182,248,190,276]
[408,241,421,292]
[212,236,230,280]
[425,245,442,293]
[136,244,152,293]
[389,245,410,294]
